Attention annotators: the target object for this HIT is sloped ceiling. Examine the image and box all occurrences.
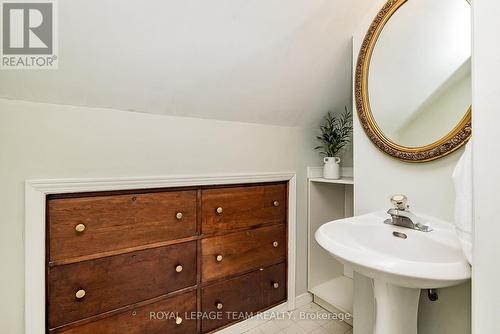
[0,0,373,127]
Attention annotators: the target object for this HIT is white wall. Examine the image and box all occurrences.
[471,1,500,333]
[352,1,471,333]
[0,98,319,334]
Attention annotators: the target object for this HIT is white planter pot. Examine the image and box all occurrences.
[323,157,341,179]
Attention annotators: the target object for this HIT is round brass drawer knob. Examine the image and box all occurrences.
[75,289,86,299]
[272,282,279,289]
[216,207,223,214]
[216,255,223,262]
[216,302,223,310]
[176,212,183,220]
[273,201,280,207]
[175,317,183,325]
[175,265,183,273]
[272,241,279,248]
[75,224,86,233]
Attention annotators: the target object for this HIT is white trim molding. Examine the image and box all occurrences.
[25,172,297,334]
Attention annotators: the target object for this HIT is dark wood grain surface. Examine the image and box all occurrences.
[46,182,288,333]
[57,291,197,334]
[201,224,286,282]
[48,190,197,261]
[48,241,197,328]
[201,183,287,234]
[201,262,287,333]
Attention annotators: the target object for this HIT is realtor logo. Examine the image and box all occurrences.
[1,0,58,69]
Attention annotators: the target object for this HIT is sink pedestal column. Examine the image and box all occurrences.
[373,280,421,334]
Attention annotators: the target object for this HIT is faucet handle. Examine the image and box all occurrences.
[390,194,409,210]
[416,222,433,232]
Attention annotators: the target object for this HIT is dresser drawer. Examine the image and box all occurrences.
[201,224,286,282]
[56,291,197,334]
[48,190,197,262]
[201,183,287,234]
[48,241,197,328]
[201,262,286,333]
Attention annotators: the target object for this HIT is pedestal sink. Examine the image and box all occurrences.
[315,211,471,334]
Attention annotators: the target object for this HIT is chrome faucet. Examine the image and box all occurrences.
[384,194,432,232]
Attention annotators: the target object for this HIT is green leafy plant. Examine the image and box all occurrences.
[315,107,353,157]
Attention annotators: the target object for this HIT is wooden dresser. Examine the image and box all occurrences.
[46,182,288,333]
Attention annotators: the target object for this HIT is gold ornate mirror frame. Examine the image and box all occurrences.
[354,0,472,163]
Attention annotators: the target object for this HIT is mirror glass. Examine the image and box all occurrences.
[368,0,471,147]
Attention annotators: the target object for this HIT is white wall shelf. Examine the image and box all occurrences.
[307,166,354,324]
[309,177,354,185]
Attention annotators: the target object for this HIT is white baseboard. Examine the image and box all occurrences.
[215,293,312,334]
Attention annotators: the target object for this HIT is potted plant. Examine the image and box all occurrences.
[315,107,353,179]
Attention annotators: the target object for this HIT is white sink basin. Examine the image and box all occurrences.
[315,211,471,289]
[315,211,471,334]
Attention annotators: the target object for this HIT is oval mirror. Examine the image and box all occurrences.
[355,0,472,162]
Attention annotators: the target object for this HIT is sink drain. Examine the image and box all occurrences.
[392,231,407,239]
